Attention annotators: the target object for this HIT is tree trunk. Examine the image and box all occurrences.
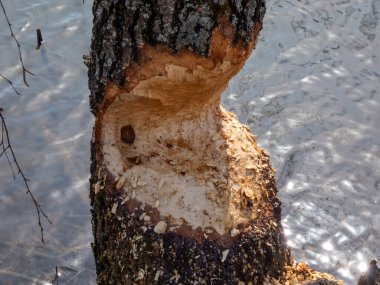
[87,1,341,284]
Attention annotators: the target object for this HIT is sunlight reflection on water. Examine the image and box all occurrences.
[1,0,95,284]
[224,1,380,283]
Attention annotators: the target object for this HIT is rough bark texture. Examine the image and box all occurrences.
[87,1,342,284]
[88,0,265,115]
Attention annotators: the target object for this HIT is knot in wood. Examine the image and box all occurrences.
[121,125,135,145]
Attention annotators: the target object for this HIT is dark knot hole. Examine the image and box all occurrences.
[121,125,135,145]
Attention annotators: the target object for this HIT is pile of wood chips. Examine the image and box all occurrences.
[284,262,343,285]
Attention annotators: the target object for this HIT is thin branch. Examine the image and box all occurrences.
[0,110,52,243]
[1,0,50,244]
[0,0,35,86]
[4,148,16,178]
[0,73,21,95]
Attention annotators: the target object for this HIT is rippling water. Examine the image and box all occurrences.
[0,0,379,284]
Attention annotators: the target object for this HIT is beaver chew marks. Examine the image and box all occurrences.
[101,38,281,236]
[120,125,135,145]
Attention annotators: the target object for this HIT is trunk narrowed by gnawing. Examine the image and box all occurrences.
[87,1,342,284]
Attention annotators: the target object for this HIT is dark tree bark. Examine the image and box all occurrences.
[87,1,342,284]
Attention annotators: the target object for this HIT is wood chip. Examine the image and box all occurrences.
[244,187,255,198]
[158,177,166,190]
[94,182,100,195]
[231,228,240,237]
[131,174,138,188]
[136,269,145,280]
[222,249,229,262]
[143,215,151,222]
[121,196,130,205]
[154,270,162,281]
[116,173,127,190]
[154,221,167,234]
[111,203,118,214]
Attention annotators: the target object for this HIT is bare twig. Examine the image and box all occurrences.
[0,0,35,86]
[0,73,21,95]
[52,266,60,284]
[0,110,52,243]
[1,0,51,243]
